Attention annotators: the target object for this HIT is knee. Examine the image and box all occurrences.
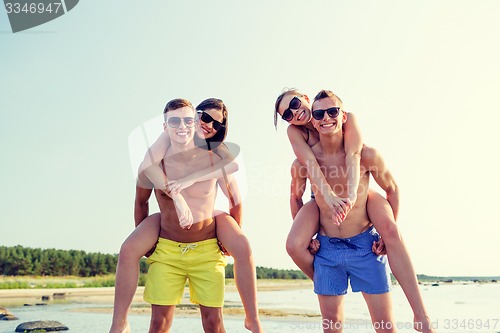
[119,240,141,262]
[150,315,172,333]
[230,235,252,260]
[377,221,401,244]
[285,237,296,257]
[285,235,307,258]
[202,311,223,332]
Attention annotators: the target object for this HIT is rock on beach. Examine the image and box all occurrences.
[0,307,18,320]
[15,320,69,332]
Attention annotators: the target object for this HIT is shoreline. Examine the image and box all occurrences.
[0,280,319,320]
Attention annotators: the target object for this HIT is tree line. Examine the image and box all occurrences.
[0,245,307,279]
[0,245,122,277]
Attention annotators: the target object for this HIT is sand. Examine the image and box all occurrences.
[0,279,319,319]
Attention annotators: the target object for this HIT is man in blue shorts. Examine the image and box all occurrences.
[290,90,397,332]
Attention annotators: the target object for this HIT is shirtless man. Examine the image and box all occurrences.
[136,98,226,333]
[291,90,400,333]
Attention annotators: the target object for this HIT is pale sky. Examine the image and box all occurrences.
[1,1,500,276]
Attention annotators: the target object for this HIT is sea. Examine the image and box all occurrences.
[1,283,499,332]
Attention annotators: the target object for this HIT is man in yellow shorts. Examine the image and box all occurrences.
[136,98,227,332]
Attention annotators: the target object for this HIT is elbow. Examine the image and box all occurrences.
[227,161,239,174]
[290,193,303,207]
[386,184,399,201]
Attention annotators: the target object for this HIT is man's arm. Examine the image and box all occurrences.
[217,174,243,226]
[290,159,308,219]
[134,173,154,227]
[364,147,400,220]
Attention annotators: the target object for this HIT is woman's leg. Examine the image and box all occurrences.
[215,212,263,333]
[109,213,161,333]
[285,200,320,280]
[367,190,434,333]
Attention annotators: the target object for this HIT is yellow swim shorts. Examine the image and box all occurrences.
[143,237,227,307]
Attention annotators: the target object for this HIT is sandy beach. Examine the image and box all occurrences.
[0,279,319,320]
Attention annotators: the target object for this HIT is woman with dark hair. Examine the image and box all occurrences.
[110,98,262,333]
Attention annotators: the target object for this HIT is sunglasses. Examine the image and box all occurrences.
[281,96,302,122]
[197,111,225,131]
[166,116,196,128]
[311,107,341,120]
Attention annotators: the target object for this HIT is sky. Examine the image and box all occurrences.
[1,1,500,277]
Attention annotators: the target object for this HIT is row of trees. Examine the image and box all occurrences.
[0,245,307,279]
[0,245,121,277]
[211,264,308,279]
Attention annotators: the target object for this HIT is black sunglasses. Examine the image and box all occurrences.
[197,111,225,131]
[166,116,196,128]
[281,96,302,122]
[311,107,341,120]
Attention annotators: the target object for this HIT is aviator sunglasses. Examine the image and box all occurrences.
[197,111,225,131]
[311,107,341,120]
[166,116,196,128]
[281,96,302,122]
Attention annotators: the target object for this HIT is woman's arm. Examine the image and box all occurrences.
[138,132,172,191]
[167,143,239,194]
[343,112,363,206]
[138,131,171,174]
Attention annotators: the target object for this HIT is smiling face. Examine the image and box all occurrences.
[197,108,224,139]
[163,106,197,147]
[311,97,347,135]
[276,92,312,126]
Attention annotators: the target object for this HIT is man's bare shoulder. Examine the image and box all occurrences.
[360,144,382,167]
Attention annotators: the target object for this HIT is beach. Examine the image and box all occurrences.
[1,280,500,332]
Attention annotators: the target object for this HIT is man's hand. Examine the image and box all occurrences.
[308,238,320,255]
[172,194,193,229]
[144,244,157,258]
[218,240,230,256]
[372,237,387,255]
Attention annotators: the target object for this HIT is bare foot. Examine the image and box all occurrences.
[414,314,435,333]
[109,321,130,333]
[244,317,264,333]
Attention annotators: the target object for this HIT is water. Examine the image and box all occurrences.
[1,283,499,332]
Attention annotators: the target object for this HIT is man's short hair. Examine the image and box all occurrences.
[313,90,344,109]
[163,98,194,114]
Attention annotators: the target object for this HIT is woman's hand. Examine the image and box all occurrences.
[172,194,193,229]
[167,178,195,195]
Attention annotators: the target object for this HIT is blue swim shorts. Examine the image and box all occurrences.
[313,226,391,296]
